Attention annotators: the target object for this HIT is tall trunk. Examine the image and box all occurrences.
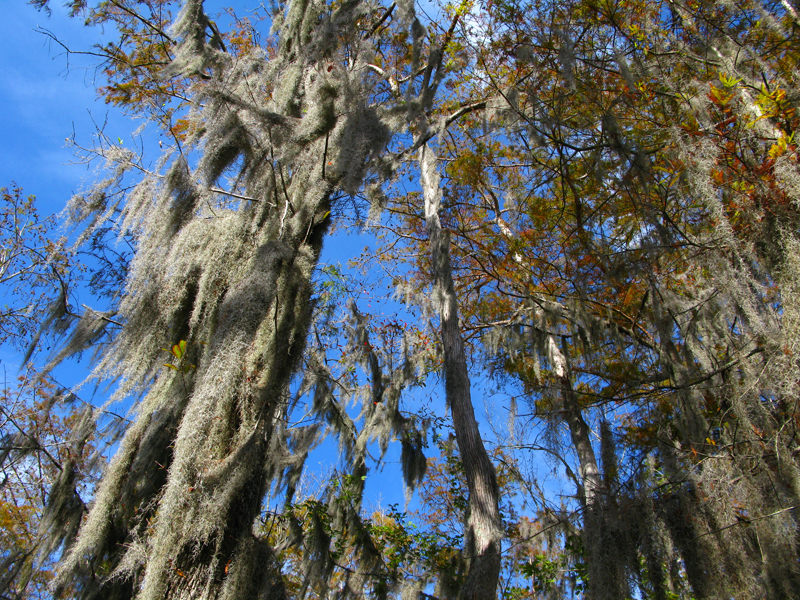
[50,0,399,596]
[546,335,600,504]
[138,205,330,600]
[418,139,503,600]
[548,334,629,599]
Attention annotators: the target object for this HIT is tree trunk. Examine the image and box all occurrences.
[50,0,398,596]
[418,139,503,600]
[548,334,629,599]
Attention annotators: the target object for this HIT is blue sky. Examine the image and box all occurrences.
[1,3,118,214]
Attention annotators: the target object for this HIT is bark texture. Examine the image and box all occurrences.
[418,139,503,600]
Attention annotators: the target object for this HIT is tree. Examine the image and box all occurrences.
[0,365,125,600]
[25,0,508,598]
[405,439,585,600]
[49,1,395,596]
[0,372,66,600]
[386,0,800,597]
[19,0,800,597]
[368,0,800,597]
[0,184,75,349]
[0,183,124,600]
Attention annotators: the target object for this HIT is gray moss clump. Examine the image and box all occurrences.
[47,1,412,598]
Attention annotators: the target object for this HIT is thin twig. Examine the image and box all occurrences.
[694,505,799,540]
[209,186,274,206]
[364,2,396,39]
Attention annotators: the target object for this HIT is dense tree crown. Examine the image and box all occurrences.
[2,0,800,598]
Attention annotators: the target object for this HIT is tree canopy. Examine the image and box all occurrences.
[3,0,800,598]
